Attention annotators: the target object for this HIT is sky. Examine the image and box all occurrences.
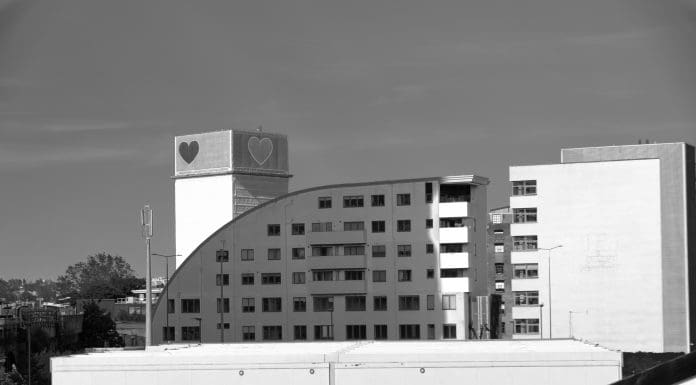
[1,0,696,279]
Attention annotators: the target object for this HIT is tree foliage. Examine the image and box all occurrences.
[56,253,144,300]
[78,302,124,349]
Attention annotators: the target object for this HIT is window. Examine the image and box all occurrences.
[494,243,505,253]
[345,296,366,311]
[217,298,230,313]
[426,243,434,254]
[426,295,434,310]
[440,243,465,253]
[181,299,200,313]
[312,246,334,256]
[514,264,539,279]
[291,223,305,235]
[373,296,387,311]
[398,270,412,282]
[267,224,281,236]
[292,272,306,284]
[514,319,540,334]
[311,222,333,232]
[263,326,282,340]
[371,220,385,233]
[292,247,305,260]
[262,297,282,312]
[374,324,388,340]
[495,263,504,274]
[346,325,367,340]
[344,246,365,256]
[397,244,412,257]
[495,280,505,291]
[167,299,175,314]
[343,195,364,208]
[442,294,456,310]
[313,296,334,312]
[440,217,466,228]
[241,273,254,285]
[294,325,307,340]
[399,324,420,339]
[242,326,255,341]
[241,249,254,261]
[312,270,334,281]
[181,326,200,341]
[293,297,306,312]
[344,221,364,231]
[513,208,537,223]
[397,220,411,232]
[440,268,465,278]
[216,274,229,286]
[268,248,281,260]
[440,184,470,202]
[242,297,255,313]
[514,291,539,306]
[372,270,386,282]
[163,326,175,341]
[427,324,435,339]
[318,196,332,209]
[493,229,505,235]
[344,270,364,281]
[512,180,537,196]
[372,245,386,258]
[261,273,281,285]
[371,194,385,207]
[216,249,229,262]
[491,214,503,224]
[396,193,411,206]
[217,323,231,330]
[513,235,538,251]
[426,269,434,279]
[314,325,333,340]
[425,182,433,203]
[443,324,457,339]
[399,295,420,310]
[426,219,433,229]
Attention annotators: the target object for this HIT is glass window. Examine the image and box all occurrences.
[512,180,537,196]
[495,263,504,274]
[345,295,366,311]
[291,223,305,235]
[440,217,466,228]
[313,296,334,312]
[440,243,465,253]
[513,208,537,223]
[514,291,539,306]
[215,249,229,262]
[426,269,434,279]
[374,324,388,340]
[514,319,540,334]
[318,197,332,209]
[439,184,470,202]
[216,298,230,313]
[346,325,367,340]
[440,268,465,278]
[371,194,385,207]
[513,264,539,279]
[495,280,505,291]
[312,246,335,257]
[292,272,306,284]
[343,195,364,208]
[267,224,281,236]
[344,270,364,281]
[242,297,255,313]
[426,294,435,310]
[399,324,420,339]
[262,326,282,340]
[262,297,282,312]
[312,222,333,232]
[241,273,254,285]
[371,220,386,233]
[494,244,505,253]
[513,235,538,251]
[167,299,175,314]
[181,326,200,341]
[373,296,387,311]
[314,325,333,340]
[442,294,456,310]
[293,297,306,312]
[397,244,411,257]
[292,247,305,260]
[425,182,433,203]
[181,299,200,313]
[241,249,254,261]
[261,273,281,285]
[344,245,365,255]
[396,193,411,206]
[372,245,386,258]
[398,269,412,282]
[372,270,386,282]
[267,248,281,260]
[312,270,334,281]
[427,324,435,340]
[294,325,307,340]
[242,326,255,341]
[344,221,364,231]
[426,219,433,229]
[443,324,457,339]
[426,243,434,254]
[398,295,419,310]
[397,220,411,232]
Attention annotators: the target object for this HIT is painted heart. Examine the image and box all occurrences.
[179,141,199,164]
[248,136,273,165]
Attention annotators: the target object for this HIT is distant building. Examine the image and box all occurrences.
[484,206,514,339]
[508,142,695,352]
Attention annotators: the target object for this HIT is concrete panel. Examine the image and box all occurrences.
[439,228,469,244]
[439,252,469,269]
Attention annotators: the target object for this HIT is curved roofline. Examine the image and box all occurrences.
[153,174,488,318]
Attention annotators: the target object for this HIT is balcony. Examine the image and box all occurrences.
[439,252,469,269]
[438,202,469,217]
[440,277,469,293]
[438,227,469,243]
[307,230,366,245]
[308,254,367,270]
[308,279,367,295]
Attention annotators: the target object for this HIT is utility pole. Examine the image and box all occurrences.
[153,253,179,343]
[538,245,562,339]
[141,205,153,347]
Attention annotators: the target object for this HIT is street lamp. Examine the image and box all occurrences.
[141,205,153,347]
[538,303,544,340]
[152,253,180,344]
[538,245,562,339]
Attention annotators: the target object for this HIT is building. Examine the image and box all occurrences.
[174,129,291,268]
[485,206,514,339]
[153,172,489,344]
[508,142,695,352]
[51,339,622,385]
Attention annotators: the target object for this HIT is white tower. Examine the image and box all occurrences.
[173,129,290,267]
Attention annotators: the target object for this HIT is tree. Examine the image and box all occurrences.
[56,253,144,301]
[78,302,124,349]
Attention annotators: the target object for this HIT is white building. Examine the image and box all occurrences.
[508,142,695,353]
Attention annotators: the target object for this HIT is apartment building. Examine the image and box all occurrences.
[153,174,488,344]
[486,206,514,339]
[508,142,695,352]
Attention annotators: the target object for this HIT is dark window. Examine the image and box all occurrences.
[293,297,306,312]
[426,243,434,254]
[398,269,412,282]
[345,295,366,311]
[495,263,504,274]
[397,220,411,232]
[292,272,306,284]
[163,326,175,341]
[242,297,255,313]
[398,295,419,310]
[425,182,433,203]
[344,270,364,280]
[399,324,420,339]
[514,291,539,306]
[426,295,435,310]
[216,298,230,313]
[514,264,539,279]
[312,246,334,256]
[346,325,367,340]
[318,197,332,209]
[291,223,305,235]
[343,195,364,208]
[216,249,229,262]
[294,325,307,340]
[513,235,538,251]
[181,299,200,313]
[314,325,333,340]
[397,244,411,257]
[267,224,281,236]
[440,268,466,278]
[292,247,305,260]
[374,296,387,311]
[439,184,470,202]
[440,243,465,253]
[344,245,364,255]
[443,324,457,339]
[216,323,230,330]
[396,193,411,206]
[262,297,282,312]
[215,274,229,286]
[374,325,388,340]
[312,270,334,281]
[427,324,435,339]
[241,273,254,285]
[241,249,254,261]
[313,296,334,312]
[311,222,333,232]
[371,194,385,207]
[512,180,537,196]
[372,270,386,282]
[344,221,364,231]
[261,273,281,285]
[514,319,540,334]
[513,208,537,223]
[372,245,386,258]
[242,326,255,341]
[440,217,466,228]
[371,220,386,233]
[262,326,282,340]
[426,219,433,229]
[426,269,434,279]
[167,299,175,314]
[181,326,200,341]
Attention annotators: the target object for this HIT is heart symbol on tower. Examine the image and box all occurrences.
[248,136,273,165]
[179,141,199,164]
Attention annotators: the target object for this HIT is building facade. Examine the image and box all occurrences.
[508,142,695,352]
[486,206,514,339]
[153,175,488,344]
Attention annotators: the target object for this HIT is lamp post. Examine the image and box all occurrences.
[538,303,544,340]
[152,253,179,344]
[141,205,153,347]
[193,317,202,344]
[538,245,562,339]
